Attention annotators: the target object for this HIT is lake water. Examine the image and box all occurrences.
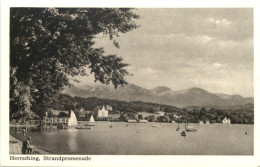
[11,122,254,155]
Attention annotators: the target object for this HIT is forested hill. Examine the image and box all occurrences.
[48,94,254,124]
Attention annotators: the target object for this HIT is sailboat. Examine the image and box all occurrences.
[110,112,113,128]
[185,122,197,132]
[152,124,161,127]
[110,120,113,128]
[64,110,78,129]
[76,124,91,129]
[86,114,95,126]
[176,123,181,131]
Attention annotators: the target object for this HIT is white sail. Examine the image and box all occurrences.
[68,110,78,126]
[89,115,95,123]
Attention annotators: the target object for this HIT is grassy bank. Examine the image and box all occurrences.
[10,133,51,154]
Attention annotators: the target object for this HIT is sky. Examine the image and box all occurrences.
[75,8,254,97]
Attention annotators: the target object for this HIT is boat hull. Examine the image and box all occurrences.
[181,131,187,136]
[76,126,91,129]
[186,128,197,132]
[85,124,95,126]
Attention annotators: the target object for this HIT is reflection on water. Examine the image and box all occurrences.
[67,129,78,153]
[12,122,254,155]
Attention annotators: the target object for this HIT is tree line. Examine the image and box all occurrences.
[42,94,254,124]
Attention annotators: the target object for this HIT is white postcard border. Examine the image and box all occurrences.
[1,0,260,167]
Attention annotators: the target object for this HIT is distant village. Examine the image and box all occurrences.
[10,104,232,130]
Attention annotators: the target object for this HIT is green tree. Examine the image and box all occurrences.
[58,111,68,118]
[157,115,170,122]
[10,67,39,120]
[119,113,128,122]
[138,114,143,120]
[145,115,156,122]
[10,8,140,117]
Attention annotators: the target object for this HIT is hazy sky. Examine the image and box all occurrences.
[76,8,254,97]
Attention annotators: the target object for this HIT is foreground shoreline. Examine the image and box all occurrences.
[10,134,51,154]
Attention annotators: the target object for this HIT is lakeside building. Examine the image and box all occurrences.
[210,117,231,124]
[127,113,138,120]
[155,111,165,116]
[128,120,137,123]
[77,108,93,121]
[199,120,211,124]
[43,110,78,127]
[173,114,180,119]
[138,119,148,123]
[77,107,86,118]
[97,105,112,118]
[10,119,41,125]
[222,117,231,124]
[205,120,210,124]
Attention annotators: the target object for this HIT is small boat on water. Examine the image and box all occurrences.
[110,120,113,128]
[152,124,161,127]
[181,130,187,137]
[186,127,197,132]
[86,115,95,126]
[176,123,181,131]
[185,123,197,132]
[76,125,91,129]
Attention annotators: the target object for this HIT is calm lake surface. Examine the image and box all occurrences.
[11,122,254,155]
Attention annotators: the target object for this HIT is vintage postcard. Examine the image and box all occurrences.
[1,0,260,167]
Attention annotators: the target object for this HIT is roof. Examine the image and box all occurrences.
[98,105,113,110]
[50,109,69,116]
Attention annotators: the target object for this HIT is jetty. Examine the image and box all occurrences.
[10,124,39,133]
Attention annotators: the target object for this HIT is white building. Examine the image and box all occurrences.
[155,111,165,116]
[222,117,231,124]
[43,110,78,127]
[205,120,210,124]
[97,105,112,118]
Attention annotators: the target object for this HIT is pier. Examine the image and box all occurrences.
[10,124,39,133]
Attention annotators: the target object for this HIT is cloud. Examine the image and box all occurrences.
[90,9,253,97]
[139,67,157,75]
[207,18,232,27]
[126,66,136,70]
[213,63,228,69]
[137,8,252,41]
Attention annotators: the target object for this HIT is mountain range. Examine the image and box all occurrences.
[62,83,253,107]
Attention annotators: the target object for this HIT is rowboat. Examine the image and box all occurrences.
[76,125,91,129]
